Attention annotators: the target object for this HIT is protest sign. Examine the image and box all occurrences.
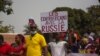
[41,11,68,33]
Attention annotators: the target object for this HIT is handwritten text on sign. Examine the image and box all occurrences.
[41,11,68,33]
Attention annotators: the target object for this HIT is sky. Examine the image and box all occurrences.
[0,0,99,33]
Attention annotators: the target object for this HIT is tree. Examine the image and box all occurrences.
[88,5,100,33]
[0,21,14,33]
[53,7,76,28]
[88,5,100,19]
[0,0,13,15]
[53,6,100,35]
[23,25,30,35]
[53,7,91,35]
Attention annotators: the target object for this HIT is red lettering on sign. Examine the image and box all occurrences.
[45,21,50,25]
[49,12,58,16]
[42,24,65,33]
[61,24,65,31]
[42,26,45,32]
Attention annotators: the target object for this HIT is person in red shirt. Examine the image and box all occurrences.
[10,34,26,56]
[0,35,11,56]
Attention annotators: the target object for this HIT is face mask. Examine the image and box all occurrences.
[30,31,37,40]
[30,31,37,34]
[30,31,37,35]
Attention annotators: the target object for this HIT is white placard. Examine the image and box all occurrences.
[41,11,68,33]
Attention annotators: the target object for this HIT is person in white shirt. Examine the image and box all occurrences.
[48,32,68,56]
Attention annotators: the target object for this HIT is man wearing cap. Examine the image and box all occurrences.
[25,19,48,56]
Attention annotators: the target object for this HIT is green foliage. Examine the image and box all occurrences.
[0,0,13,15]
[53,6,100,35]
[88,5,100,32]
[0,21,14,33]
[23,25,30,35]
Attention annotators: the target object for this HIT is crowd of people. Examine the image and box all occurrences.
[43,30,100,56]
[0,19,100,56]
[0,34,26,56]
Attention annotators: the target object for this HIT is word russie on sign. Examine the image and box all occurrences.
[40,11,68,33]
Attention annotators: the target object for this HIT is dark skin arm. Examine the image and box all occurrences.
[42,46,48,56]
[64,43,71,54]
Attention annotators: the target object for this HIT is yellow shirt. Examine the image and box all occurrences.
[79,49,86,54]
[25,33,47,56]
